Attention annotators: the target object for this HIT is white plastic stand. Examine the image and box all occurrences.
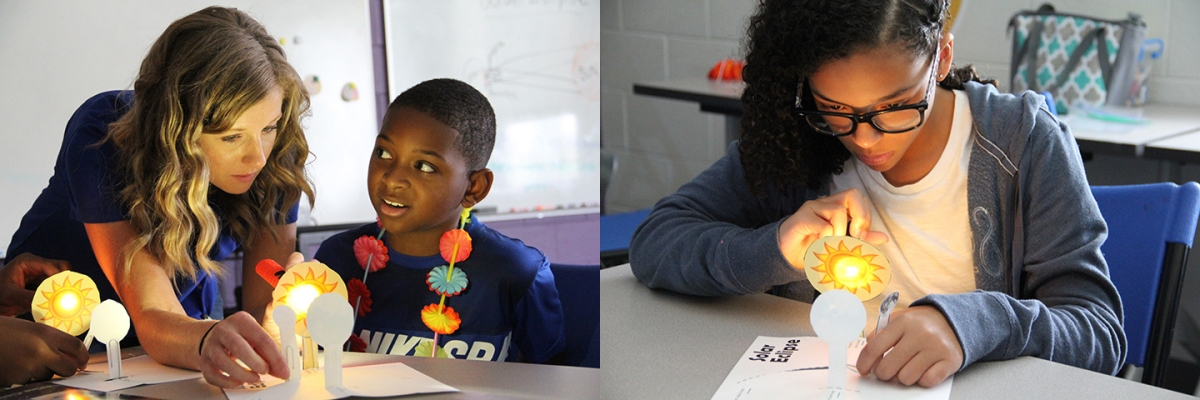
[811,290,866,392]
[91,300,131,380]
[273,305,302,381]
[308,293,354,390]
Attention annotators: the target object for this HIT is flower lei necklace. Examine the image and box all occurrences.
[348,207,474,357]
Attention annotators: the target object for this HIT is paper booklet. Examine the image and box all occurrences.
[711,336,952,400]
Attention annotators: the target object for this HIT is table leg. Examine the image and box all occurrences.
[1159,160,1184,183]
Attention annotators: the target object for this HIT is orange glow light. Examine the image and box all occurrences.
[804,236,891,301]
[285,283,321,316]
[33,271,100,336]
[272,261,348,336]
[815,244,881,294]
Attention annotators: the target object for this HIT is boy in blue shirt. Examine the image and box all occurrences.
[314,78,565,363]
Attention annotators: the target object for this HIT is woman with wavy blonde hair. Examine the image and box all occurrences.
[6,6,312,387]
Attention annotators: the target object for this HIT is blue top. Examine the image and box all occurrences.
[315,216,565,363]
[6,90,297,321]
[630,82,1126,375]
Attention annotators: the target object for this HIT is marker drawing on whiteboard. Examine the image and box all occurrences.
[465,41,599,100]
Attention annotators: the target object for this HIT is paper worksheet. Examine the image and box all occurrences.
[223,360,458,400]
[53,355,201,392]
[711,336,952,400]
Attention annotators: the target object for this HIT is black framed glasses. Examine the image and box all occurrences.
[795,54,938,137]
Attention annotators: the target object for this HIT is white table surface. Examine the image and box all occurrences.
[601,264,1192,400]
[1061,104,1200,156]
[632,79,1200,160]
[1143,125,1200,165]
[27,348,599,399]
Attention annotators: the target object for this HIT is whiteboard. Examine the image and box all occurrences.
[385,0,600,215]
[0,0,379,253]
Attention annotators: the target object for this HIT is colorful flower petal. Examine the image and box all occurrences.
[460,208,472,227]
[413,340,450,358]
[348,278,372,317]
[426,265,469,297]
[439,229,472,263]
[420,304,461,335]
[353,235,389,272]
[347,334,367,352]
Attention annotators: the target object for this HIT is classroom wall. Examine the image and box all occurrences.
[601,0,1200,214]
[600,0,755,214]
[0,0,380,254]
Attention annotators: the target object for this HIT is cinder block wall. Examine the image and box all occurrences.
[602,0,1200,213]
[601,0,757,214]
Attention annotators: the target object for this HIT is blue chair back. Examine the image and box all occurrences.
[550,263,600,368]
[600,209,651,267]
[1092,182,1200,386]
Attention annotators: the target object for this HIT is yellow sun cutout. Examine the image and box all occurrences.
[803,236,891,301]
[32,271,101,336]
[272,261,348,336]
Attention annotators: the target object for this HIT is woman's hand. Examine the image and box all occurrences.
[198,311,290,388]
[778,188,889,268]
[856,305,963,388]
[0,316,88,386]
[0,253,71,316]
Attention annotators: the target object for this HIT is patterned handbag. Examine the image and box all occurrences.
[1008,4,1146,111]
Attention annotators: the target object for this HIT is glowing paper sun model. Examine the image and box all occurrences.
[272,261,348,336]
[803,236,891,301]
[32,271,101,336]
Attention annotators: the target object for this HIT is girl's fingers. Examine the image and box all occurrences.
[817,189,875,238]
[894,349,939,386]
[918,359,958,388]
[863,230,890,246]
[806,199,848,237]
[856,323,901,376]
[835,189,874,239]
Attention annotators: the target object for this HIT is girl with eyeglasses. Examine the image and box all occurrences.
[629,0,1124,388]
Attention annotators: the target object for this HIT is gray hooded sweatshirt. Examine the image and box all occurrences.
[629,81,1126,375]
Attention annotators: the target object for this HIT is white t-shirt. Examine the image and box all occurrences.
[828,89,976,333]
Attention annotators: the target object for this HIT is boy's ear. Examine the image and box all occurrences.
[461,168,494,208]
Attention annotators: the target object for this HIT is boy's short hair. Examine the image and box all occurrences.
[388,78,496,171]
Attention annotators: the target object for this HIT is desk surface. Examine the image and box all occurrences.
[632,78,744,115]
[21,349,599,399]
[1144,128,1200,164]
[601,264,1191,399]
[632,79,1200,160]
[1062,105,1200,157]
